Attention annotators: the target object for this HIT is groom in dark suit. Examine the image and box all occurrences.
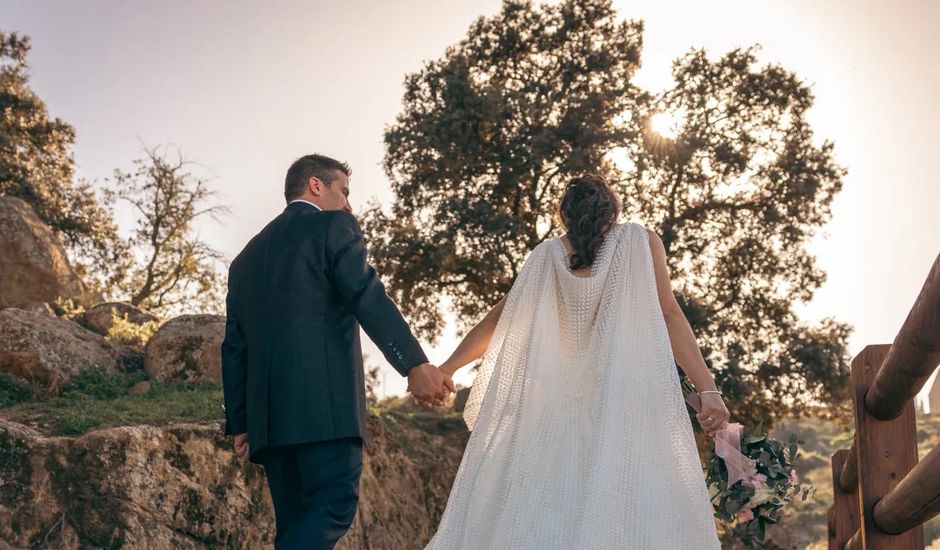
[221,153,453,549]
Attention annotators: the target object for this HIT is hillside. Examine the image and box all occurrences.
[3,370,940,549]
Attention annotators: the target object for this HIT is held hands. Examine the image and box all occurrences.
[406,363,455,410]
[695,393,731,438]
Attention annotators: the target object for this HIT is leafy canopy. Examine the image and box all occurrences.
[363,0,851,427]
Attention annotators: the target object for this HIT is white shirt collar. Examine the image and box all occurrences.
[288,199,322,211]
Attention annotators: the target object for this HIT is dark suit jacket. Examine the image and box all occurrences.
[221,201,428,464]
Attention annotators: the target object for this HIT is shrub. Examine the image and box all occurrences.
[59,366,149,400]
[0,372,34,407]
[54,296,85,322]
[106,312,161,348]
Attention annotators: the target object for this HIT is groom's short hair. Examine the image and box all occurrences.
[284,154,351,202]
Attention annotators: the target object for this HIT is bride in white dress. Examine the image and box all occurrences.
[423,175,729,549]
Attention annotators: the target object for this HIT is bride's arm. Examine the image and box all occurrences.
[439,297,507,377]
[645,228,717,391]
[646,228,730,435]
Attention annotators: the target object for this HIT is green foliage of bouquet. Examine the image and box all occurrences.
[681,377,816,542]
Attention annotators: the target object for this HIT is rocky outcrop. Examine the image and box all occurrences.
[82,302,159,336]
[0,196,85,309]
[0,413,470,549]
[0,309,141,393]
[0,419,273,549]
[144,315,224,384]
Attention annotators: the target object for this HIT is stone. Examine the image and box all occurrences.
[145,315,225,384]
[0,419,274,549]
[83,301,159,336]
[128,380,151,395]
[20,301,56,316]
[0,308,139,393]
[0,196,85,309]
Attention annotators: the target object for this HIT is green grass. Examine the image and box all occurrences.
[0,372,34,407]
[0,367,223,436]
[59,365,150,400]
[1,367,467,439]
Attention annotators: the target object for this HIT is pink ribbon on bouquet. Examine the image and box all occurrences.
[685,392,758,488]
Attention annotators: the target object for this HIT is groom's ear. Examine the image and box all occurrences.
[307,175,325,196]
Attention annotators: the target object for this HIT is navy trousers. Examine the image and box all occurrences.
[262,437,363,550]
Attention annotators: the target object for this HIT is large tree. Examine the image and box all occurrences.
[363,0,851,427]
[365,0,644,337]
[0,32,117,266]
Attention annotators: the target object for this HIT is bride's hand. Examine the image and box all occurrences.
[410,366,455,409]
[696,393,730,438]
[439,361,458,378]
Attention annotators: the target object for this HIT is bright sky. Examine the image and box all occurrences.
[3,0,938,404]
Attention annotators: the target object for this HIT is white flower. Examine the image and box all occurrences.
[749,485,777,506]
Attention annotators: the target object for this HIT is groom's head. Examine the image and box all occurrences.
[285,154,352,212]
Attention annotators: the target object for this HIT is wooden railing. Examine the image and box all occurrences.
[829,253,940,550]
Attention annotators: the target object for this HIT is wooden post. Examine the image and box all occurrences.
[829,506,837,549]
[851,344,924,549]
[831,448,861,550]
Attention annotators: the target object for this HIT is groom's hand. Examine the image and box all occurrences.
[407,363,454,409]
[233,432,249,461]
[414,371,456,409]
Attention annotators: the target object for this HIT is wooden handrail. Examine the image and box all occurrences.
[873,441,940,535]
[831,448,861,550]
[839,435,858,493]
[865,253,940,420]
[827,253,939,549]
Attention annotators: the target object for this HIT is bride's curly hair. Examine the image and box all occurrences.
[556,174,621,270]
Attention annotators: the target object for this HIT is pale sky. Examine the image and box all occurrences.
[3,0,938,403]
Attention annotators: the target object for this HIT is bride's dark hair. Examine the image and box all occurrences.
[557,174,621,270]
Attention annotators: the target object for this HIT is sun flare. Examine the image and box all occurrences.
[649,111,683,139]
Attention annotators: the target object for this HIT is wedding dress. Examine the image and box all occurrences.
[425,222,722,549]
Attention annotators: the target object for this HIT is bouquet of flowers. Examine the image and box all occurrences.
[681,377,815,542]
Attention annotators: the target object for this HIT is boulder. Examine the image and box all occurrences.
[145,315,225,384]
[0,412,471,549]
[20,301,57,316]
[83,301,159,336]
[0,308,140,393]
[0,196,85,309]
[128,380,152,395]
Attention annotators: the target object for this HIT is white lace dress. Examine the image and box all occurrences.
[425,222,721,549]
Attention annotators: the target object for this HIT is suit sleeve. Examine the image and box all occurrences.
[221,271,249,435]
[325,211,429,376]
